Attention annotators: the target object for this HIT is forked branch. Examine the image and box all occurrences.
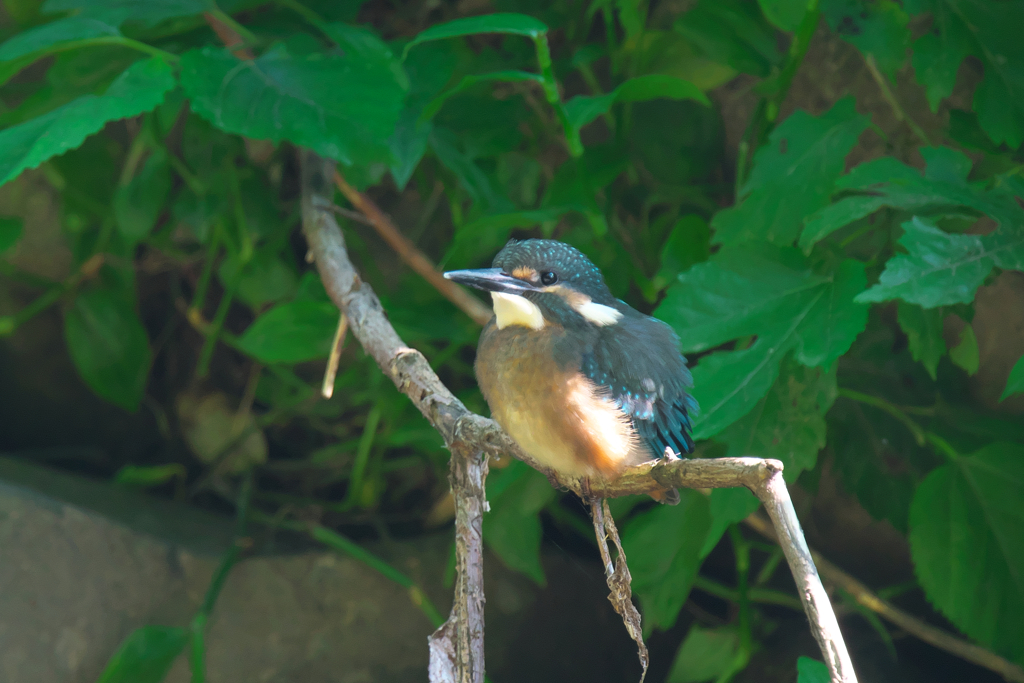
[299,150,856,683]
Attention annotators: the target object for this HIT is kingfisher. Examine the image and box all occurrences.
[444,239,697,504]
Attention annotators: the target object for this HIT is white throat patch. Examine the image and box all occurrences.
[491,292,545,330]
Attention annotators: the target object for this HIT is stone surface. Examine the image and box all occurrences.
[0,458,449,683]
[0,457,644,683]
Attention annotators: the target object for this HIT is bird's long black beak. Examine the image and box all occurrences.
[443,268,534,294]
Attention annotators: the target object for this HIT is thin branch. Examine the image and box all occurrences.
[332,170,493,326]
[302,151,491,683]
[741,513,1024,683]
[752,463,857,683]
[863,53,932,147]
[592,499,648,682]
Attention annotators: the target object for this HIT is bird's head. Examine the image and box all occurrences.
[444,239,623,330]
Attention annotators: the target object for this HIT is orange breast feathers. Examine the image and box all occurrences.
[475,324,650,480]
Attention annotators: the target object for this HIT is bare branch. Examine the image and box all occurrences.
[592,499,648,682]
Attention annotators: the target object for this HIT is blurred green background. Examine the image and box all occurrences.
[1,0,1023,681]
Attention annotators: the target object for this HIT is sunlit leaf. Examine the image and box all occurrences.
[659,247,866,438]
[64,284,152,412]
[0,57,175,186]
[181,44,406,167]
[95,625,188,683]
[403,13,548,58]
[909,442,1024,663]
[800,147,1024,250]
[856,217,1024,308]
[0,16,119,62]
[712,98,869,246]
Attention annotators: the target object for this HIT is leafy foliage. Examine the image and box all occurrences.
[909,443,1024,662]
[1,0,1023,679]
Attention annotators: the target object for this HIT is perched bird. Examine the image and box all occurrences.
[445,239,697,503]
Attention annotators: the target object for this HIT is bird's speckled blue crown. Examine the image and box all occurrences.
[492,239,613,302]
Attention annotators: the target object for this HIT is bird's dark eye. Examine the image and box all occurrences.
[540,271,558,285]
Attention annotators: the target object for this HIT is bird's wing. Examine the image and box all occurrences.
[578,310,697,457]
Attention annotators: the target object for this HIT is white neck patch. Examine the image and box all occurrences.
[492,292,545,330]
[576,301,623,326]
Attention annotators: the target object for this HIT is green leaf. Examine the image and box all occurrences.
[422,70,544,122]
[0,216,23,254]
[909,442,1024,663]
[219,251,298,309]
[658,246,867,362]
[897,302,946,379]
[388,41,460,188]
[949,321,979,375]
[712,98,869,246]
[564,75,709,132]
[906,0,1024,147]
[855,217,1024,308]
[40,0,208,27]
[1000,355,1024,401]
[799,148,1024,250]
[658,248,866,438]
[0,16,120,62]
[796,657,831,683]
[113,149,171,243]
[667,625,740,683]
[822,0,910,77]
[236,300,337,363]
[482,461,555,585]
[96,625,188,683]
[690,336,786,440]
[114,463,186,487]
[0,57,175,187]
[403,13,548,58]
[430,128,513,213]
[622,489,711,632]
[655,215,710,288]
[718,357,837,482]
[758,0,808,31]
[64,285,152,412]
[320,22,408,90]
[180,44,406,167]
[699,487,760,558]
[674,0,782,77]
